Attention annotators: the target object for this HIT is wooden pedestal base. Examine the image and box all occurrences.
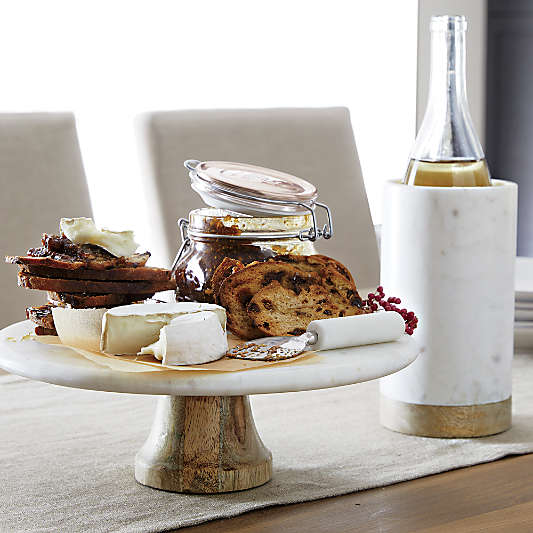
[380,395,512,438]
[135,395,272,493]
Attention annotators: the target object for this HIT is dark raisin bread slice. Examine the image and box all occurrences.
[47,292,151,308]
[20,264,171,281]
[34,326,57,336]
[6,234,150,270]
[319,265,365,309]
[26,304,56,329]
[210,257,245,303]
[248,277,366,337]
[267,254,355,285]
[18,272,176,294]
[218,261,320,339]
[247,281,340,336]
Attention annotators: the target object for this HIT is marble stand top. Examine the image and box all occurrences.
[0,321,419,396]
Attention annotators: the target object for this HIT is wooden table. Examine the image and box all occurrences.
[181,454,533,532]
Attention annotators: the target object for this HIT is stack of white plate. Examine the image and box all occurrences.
[515,257,533,350]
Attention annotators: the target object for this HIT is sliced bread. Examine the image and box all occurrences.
[210,257,245,303]
[20,264,171,281]
[26,304,56,329]
[218,254,365,340]
[18,272,176,294]
[247,279,366,337]
[218,261,320,339]
[266,254,355,285]
[47,292,151,308]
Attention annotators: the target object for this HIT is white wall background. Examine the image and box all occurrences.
[1,0,417,256]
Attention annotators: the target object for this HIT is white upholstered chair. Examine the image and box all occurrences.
[136,107,379,290]
[0,113,92,328]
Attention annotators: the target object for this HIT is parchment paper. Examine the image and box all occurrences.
[29,334,318,373]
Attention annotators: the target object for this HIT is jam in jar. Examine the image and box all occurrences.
[174,209,318,303]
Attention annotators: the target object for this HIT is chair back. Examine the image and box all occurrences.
[136,107,379,289]
[0,113,92,328]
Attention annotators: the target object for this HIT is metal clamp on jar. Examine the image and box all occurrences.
[172,160,333,303]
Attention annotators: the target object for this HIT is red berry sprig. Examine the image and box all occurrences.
[364,286,418,335]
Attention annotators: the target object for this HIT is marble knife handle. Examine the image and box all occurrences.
[306,312,405,351]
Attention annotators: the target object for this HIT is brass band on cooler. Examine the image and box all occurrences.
[380,395,512,438]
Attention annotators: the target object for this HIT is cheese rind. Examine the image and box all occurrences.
[100,302,227,355]
[140,311,228,365]
[60,217,139,258]
[52,307,108,352]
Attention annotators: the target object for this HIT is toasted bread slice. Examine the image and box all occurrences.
[20,264,171,281]
[47,292,151,308]
[218,254,364,340]
[210,257,245,303]
[247,281,338,336]
[6,234,150,271]
[6,252,150,271]
[248,279,366,337]
[18,272,176,294]
[319,265,364,309]
[266,254,355,285]
[218,261,321,339]
[34,326,57,336]
[271,256,365,308]
[26,304,56,329]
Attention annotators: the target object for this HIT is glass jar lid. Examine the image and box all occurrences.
[185,159,318,216]
[171,159,334,275]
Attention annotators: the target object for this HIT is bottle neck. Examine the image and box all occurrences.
[411,19,484,162]
[427,26,468,120]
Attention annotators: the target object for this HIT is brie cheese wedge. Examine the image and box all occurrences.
[60,217,139,258]
[100,302,227,355]
[140,311,228,365]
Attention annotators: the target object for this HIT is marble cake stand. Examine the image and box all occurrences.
[0,320,419,494]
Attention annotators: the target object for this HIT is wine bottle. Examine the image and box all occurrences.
[404,15,491,187]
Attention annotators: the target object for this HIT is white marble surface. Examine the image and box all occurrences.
[380,180,517,406]
[0,320,419,396]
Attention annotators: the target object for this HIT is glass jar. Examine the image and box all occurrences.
[171,160,333,304]
[174,208,318,303]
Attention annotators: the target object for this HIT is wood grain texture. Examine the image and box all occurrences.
[380,395,512,437]
[135,395,272,493]
[180,454,533,532]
